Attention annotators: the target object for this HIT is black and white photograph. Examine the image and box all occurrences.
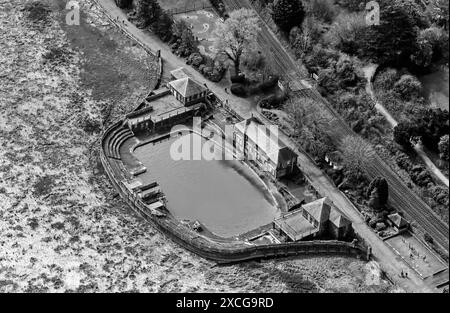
[0,0,448,301]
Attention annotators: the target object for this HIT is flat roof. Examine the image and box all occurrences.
[274,209,318,241]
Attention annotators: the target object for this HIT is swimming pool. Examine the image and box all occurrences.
[134,133,280,238]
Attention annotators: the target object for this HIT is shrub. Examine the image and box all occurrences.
[258,76,280,91]
[201,57,226,82]
[231,84,247,97]
[438,135,449,162]
[260,94,286,109]
[230,75,248,84]
[186,53,204,67]
[308,0,335,24]
[393,75,423,101]
[424,233,434,244]
[374,68,400,91]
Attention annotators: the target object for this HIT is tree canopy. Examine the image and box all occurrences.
[272,0,305,33]
[438,135,449,162]
[214,9,260,74]
[357,3,417,66]
[136,0,162,28]
[367,177,389,210]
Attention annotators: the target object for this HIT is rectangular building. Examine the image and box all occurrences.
[233,117,297,178]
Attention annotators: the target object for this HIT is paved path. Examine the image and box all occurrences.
[95,0,440,292]
[363,65,449,187]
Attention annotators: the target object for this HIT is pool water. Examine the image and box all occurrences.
[134,133,280,238]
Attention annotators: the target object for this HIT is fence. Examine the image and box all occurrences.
[167,2,213,15]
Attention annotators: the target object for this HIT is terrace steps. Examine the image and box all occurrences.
[106,126,134,159]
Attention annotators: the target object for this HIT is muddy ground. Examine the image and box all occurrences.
[0,0,398,293]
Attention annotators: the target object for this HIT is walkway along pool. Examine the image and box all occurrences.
[133,132,280,238]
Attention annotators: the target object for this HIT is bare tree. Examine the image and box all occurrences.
[214,9,260,75]
[339,135,375,174]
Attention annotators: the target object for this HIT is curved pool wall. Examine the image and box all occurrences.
[133,132,280,238]
[101,119,369,263]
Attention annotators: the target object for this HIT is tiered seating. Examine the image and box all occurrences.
[106,127,134,159]
[104,126,123,158]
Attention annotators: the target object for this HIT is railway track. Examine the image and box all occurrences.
[223,0,449,254]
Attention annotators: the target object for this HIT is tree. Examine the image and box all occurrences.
[289,26,312,59]
[393,75,423,101]
[339,135,375,175]
[153,12,174,42]
[368,177,389,207]
[324,12,366,55]
[214,9,260,75]
[393,0,430,29]
[394,122,414,149]
[357,3,417,66]
[308,0,335,24]
[171,20,198,56]
[136,0,162,28]
[438,135,449,162]
[272,0,305,33]
[284,97,335,159]
[417,27,449,63]
[414,108,450,152]
[368,188,381,211]
[427,0,449,28]
[374,68,399,91]
[115,0,133,9]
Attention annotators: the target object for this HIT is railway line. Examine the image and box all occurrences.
[223,0,449,254]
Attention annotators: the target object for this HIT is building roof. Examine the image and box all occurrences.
[234,117,296,165]
[168,77,207,98]
[329,208,351,228]
[170,67,189,80]
[388,213,409,228]
[326,151,343,164]
[274,209,319,241]
[302,198,331,224]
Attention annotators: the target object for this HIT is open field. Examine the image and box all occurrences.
[0,0,396,293]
